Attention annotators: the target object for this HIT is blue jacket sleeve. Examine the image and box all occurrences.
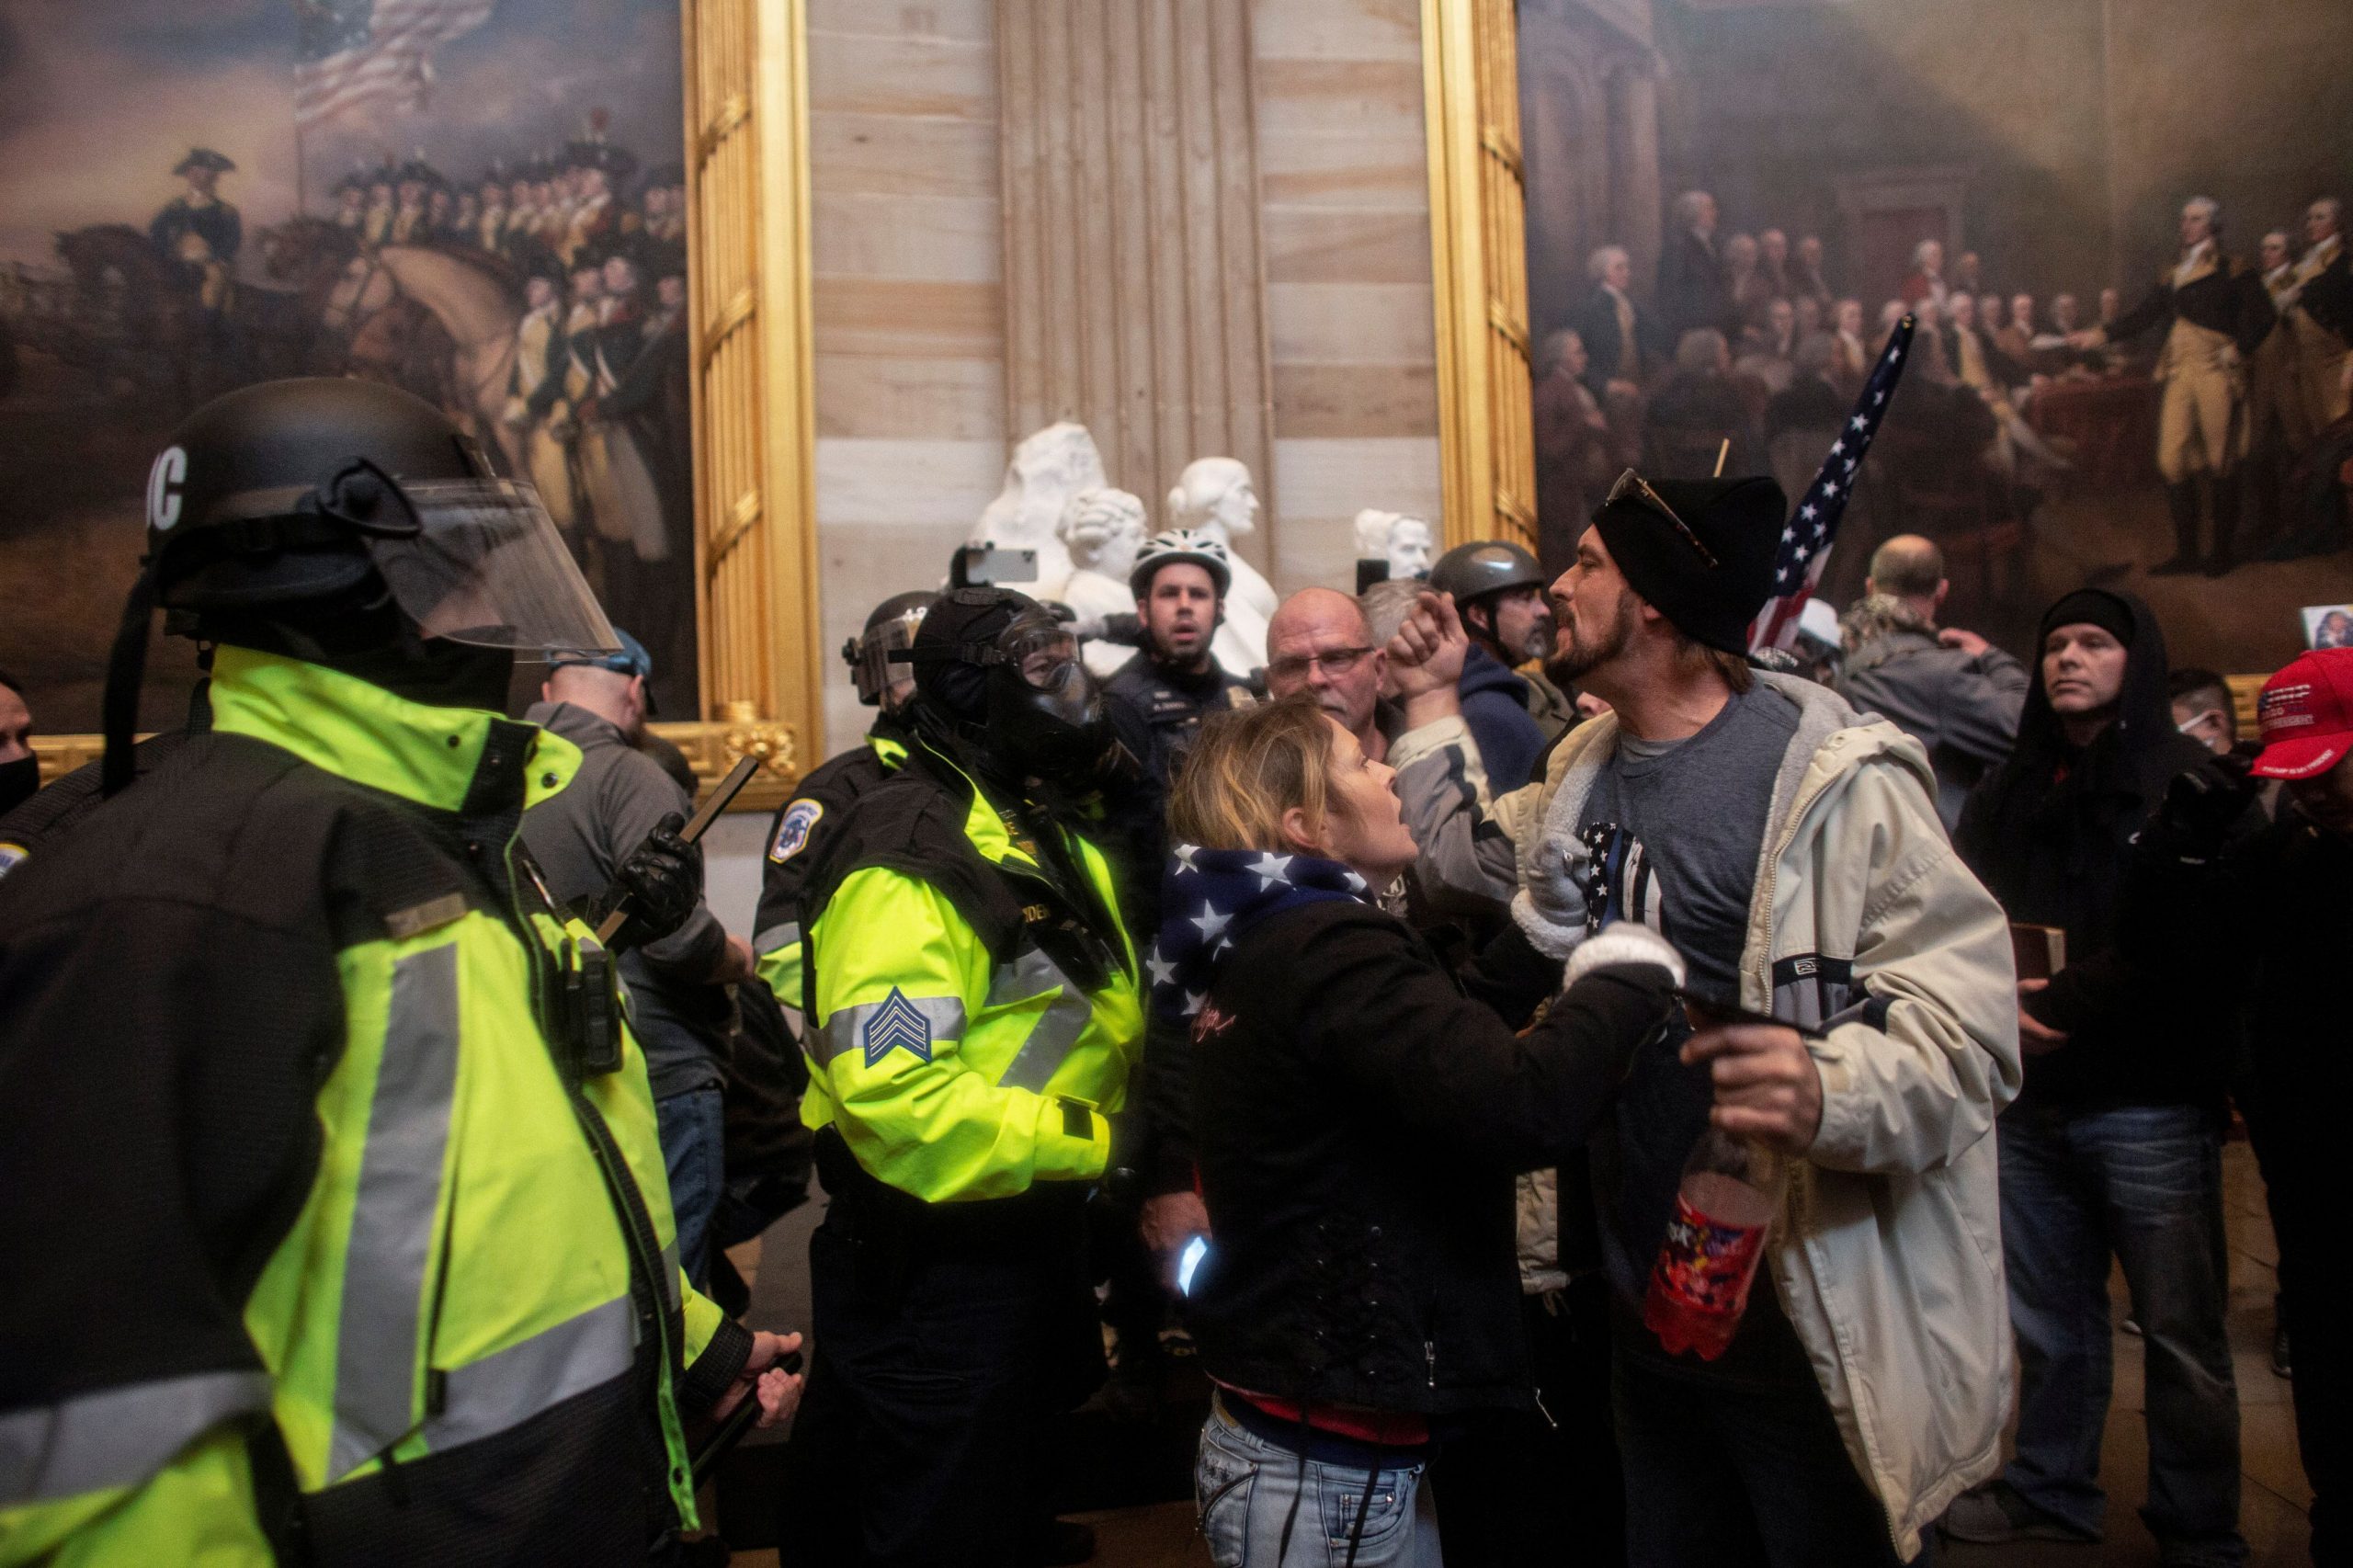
[1459,690,1543,795]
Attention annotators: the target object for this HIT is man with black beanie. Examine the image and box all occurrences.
[1386,471,2020,1563]
[1947,587,2251,1562]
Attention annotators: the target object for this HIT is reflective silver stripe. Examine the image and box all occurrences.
[990,947,1093,1093]
[0,1369,272,1506]
[417,1296,634,1455]
[330,943,461,1481]
[810,994,967,1068]
[752,921,800,957]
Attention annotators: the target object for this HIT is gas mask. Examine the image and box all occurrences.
[903,588,1111,788]
[985,605,1109,781]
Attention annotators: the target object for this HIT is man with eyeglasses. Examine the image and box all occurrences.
[1263,587,1392,758]
[1383,470,2019,1566]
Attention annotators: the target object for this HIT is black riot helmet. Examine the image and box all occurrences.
[897,586,1110,786]
[842,590,934,709]
[104,377,618,792]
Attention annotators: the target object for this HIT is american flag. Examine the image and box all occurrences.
[294,0,497,128]
[1748,314,1917,653]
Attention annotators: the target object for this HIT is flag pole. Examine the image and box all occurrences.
[1712,438,1730,478]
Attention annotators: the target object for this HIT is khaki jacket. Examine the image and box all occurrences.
[1393,673,2021,1559]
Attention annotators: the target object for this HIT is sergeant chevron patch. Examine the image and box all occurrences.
[861,986,936,1067]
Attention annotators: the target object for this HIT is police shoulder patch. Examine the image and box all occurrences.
[769,798,824,863]
[862,986,935,1068]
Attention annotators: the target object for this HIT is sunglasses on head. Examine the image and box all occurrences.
[1606,469,1718,570]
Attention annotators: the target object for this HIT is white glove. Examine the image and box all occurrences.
[1510,832,1593,960]
[1563,921,1687,991]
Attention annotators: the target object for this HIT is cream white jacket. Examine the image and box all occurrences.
[1392,673,2022,1560]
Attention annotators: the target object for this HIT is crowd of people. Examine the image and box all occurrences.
[0,368,2346,1568]
[1535,190,2353,581]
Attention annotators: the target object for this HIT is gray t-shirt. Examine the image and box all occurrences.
[1581,685,1797,1004]
[1579,684,1813,1383]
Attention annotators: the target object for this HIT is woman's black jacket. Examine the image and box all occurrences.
[1182,900,1676,1418]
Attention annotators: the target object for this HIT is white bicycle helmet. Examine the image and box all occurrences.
[1128,528,1233,598]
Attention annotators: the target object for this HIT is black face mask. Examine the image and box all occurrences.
[0,755,38,817]
[983,609,1108,784]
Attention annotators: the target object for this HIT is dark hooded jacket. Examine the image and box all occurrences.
[1953,589,2227,1111]
[1457,642,1545,793]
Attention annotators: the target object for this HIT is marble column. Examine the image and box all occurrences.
[997,0,1276,550]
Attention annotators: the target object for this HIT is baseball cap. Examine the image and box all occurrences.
[550,626,653,680]
[2249,648,2353,779]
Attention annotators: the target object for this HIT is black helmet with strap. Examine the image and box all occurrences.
[106,376,617,793]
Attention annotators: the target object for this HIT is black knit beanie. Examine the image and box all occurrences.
[1589,475,1786,654]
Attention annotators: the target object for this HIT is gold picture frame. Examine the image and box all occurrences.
[669,0,824,812]
[1423,0,1537,555]
[29,0,824,817]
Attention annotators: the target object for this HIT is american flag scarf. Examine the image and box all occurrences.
[1147,846,1372,1023]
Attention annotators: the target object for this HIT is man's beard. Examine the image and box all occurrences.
[1546,589,1635,685]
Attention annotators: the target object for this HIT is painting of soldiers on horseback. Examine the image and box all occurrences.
[0,0,699,728]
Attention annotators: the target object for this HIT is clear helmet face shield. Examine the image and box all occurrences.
[361,476,620,653]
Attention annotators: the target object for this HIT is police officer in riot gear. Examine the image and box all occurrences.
[781,585,1142,1568]
[751,588,933,1024]
[0,378,799,1563]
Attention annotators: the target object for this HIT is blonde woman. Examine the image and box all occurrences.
[1154,695,1683,1566]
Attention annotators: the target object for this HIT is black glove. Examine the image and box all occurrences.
[2146,744,2258,859]
[600,811,700,952]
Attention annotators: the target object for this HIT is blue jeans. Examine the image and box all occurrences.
[654,1086,725,1290]
[1997,1101,2244,1562]
[1196,1395,1442,1567]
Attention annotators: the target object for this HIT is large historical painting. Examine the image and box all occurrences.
[0,0,697,733]
[1518,0,2353,675]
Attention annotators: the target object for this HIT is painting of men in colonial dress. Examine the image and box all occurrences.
[0,0,701,729]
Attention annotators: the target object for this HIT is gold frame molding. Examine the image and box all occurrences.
[30,1,824,816]
[672,0,825,812]
[1422,0,1537,553]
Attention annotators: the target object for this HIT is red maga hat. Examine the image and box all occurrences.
[2250,648,2353,779]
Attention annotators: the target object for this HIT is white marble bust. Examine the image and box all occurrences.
[1353,508,1435,580]
[1168,456,1274,674]
[1057,486,1149,676]
[972,421,1108,601]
